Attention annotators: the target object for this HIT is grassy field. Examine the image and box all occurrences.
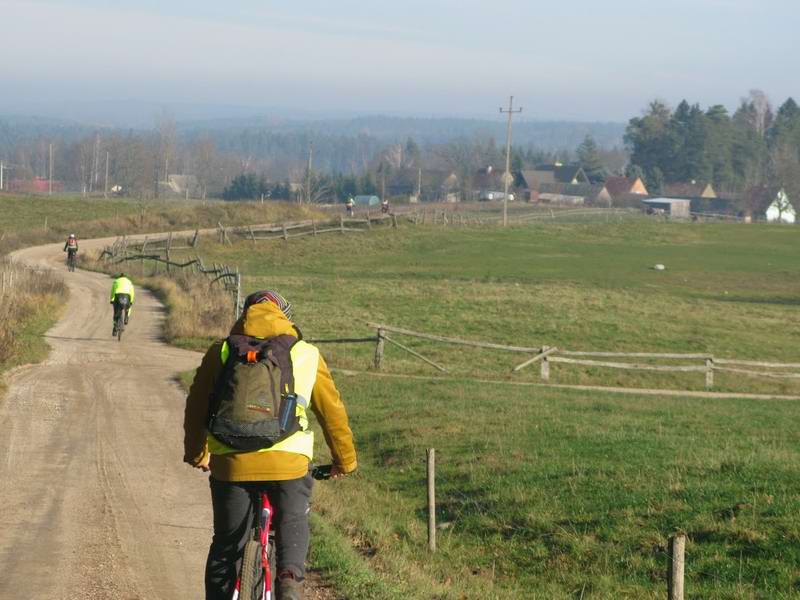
[163,219,800,598]
[0,193,320,255]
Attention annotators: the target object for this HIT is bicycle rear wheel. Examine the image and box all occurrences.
[116,312,125,342]
[239,539,263,600]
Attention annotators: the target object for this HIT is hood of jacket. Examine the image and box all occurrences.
[231,301,298,339]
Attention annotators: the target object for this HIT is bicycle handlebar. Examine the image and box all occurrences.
[311,464,334,480]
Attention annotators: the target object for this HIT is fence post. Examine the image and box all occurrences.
[166,231,173,273]
[235,270,242,319]
[340,214,345,234]
[366,210,371,229]
[427,448,436,553]
[282,223,288,241]
[392,214,398,228]
[668,533,686,600]
[374,327,385,370]
[540,346,551,381]
[312,220,317,236]
[705,358,714,390]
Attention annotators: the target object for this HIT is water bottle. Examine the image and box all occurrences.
[277,393,297,433]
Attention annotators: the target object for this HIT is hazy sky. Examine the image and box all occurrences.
[3,0,799,123]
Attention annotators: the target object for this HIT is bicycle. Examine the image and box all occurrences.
[66,252,77,272]
[235,464,333,600]
[113,296,130,342]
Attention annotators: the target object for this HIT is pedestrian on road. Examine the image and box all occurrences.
[184,290,358,600]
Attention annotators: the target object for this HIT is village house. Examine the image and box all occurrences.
[604,175,648,198]
[537,183,612,206]
[473,165,514,201]
[663,182,717,198]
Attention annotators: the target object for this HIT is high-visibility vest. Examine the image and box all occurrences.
[110,277,135,303]
[207,339,319,459]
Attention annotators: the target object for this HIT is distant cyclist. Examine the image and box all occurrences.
[381,198,390,214]
[109,273,135,336]
[63,233,78,263]
[346,197,354,216]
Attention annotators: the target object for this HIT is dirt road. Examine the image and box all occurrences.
[0,238,211,598]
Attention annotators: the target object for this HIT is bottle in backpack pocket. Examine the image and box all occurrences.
[277,393,298,433]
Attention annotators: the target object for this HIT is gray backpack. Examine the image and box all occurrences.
[207,334,300,452]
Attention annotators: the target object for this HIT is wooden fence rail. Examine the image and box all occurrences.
[100,237,242,318]
[353,322,800,392]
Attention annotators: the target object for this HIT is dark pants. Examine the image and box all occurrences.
[205,474,313,600]
[112,294,131,326]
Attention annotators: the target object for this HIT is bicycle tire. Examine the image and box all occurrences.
[116,313,124,342]
[239,539,263,600]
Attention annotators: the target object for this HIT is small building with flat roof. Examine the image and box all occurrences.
[641,197,691,219]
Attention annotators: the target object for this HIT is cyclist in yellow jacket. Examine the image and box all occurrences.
[184,290,357,600]
[109,273,135,336]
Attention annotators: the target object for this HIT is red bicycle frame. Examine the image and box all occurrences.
[232,492,273,600]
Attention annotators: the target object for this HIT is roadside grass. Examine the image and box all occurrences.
[162,220,800,597]
[0,260,66,393]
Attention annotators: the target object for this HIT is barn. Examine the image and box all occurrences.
[641,198,691,219]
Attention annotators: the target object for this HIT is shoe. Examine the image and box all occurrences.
[276,570,304,600]
[124,317,129,325]
[112,328,117,336]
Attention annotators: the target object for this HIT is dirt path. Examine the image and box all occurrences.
[0,238,336,599]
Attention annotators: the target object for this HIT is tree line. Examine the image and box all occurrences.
[622,90,800,208]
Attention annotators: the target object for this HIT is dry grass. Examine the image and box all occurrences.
[148,272,231,346]
[0,259,66,367]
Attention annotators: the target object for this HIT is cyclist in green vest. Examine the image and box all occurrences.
[109,273,135,336]
[184,290,358,600]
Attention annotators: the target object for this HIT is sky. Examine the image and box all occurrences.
[2,0,799,125]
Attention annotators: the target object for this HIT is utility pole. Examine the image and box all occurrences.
[91,133,100,192]
[49,143,53,195]
[305,142,313,204]
[500,96,522,227]
[104,151,110,198]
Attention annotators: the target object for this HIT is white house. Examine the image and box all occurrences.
[765,189,796,224]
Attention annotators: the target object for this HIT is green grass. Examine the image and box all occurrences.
[151,220,800,597]
[0,193,320,255]
[0,194,144,232]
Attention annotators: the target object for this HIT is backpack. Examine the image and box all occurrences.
[207,334,301,452]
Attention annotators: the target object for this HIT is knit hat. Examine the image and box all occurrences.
[243,290,294,320]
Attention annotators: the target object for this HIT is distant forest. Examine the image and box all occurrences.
[1,90,798,210]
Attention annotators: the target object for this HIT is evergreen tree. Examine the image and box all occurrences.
[576,135,606,182]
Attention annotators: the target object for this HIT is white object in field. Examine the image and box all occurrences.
[654,264,666,271]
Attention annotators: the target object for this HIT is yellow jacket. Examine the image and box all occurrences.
[109,277,135,304]
[183,302,358,481]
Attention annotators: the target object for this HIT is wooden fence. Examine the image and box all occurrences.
[336,322,800,392]
[99,235,243,318]
[216,213,397,245]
